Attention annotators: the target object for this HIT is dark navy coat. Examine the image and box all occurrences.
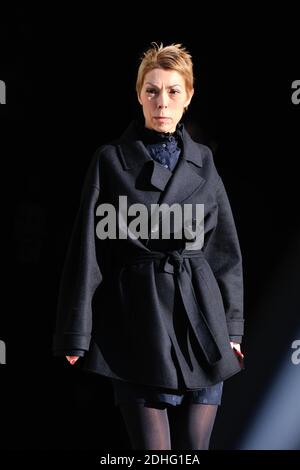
[52,121,244,390]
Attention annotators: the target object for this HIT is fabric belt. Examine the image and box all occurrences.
[123,249,222,366]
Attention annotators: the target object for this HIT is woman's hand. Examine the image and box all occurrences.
[230,341,241,352]
[66,355,80,365]
[230,342,244,359]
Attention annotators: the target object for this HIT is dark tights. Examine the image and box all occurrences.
[119,401,219,450]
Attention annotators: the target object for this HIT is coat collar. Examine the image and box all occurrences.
[118,120,203,171]
[116,120,206,206]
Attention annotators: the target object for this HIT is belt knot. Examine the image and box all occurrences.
[162,252,184,274]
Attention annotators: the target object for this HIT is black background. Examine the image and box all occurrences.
[1,5,299,459]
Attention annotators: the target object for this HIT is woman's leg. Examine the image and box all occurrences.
[168,402,219,450]
[119,402,171,450]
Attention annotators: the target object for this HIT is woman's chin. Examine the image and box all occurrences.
[152,122,175,133]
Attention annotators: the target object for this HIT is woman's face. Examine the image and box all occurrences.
[138,68,193,133]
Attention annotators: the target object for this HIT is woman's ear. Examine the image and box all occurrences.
[183,88,194,113]
[185,88,194,108]
[137,93,143,106]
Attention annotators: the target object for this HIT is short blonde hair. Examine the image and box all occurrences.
[136,42,194,97]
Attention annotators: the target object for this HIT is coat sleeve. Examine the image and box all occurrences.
[52,151,103,356]
[203,176,244,343]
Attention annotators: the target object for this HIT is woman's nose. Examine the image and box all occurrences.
[157,91,168,109]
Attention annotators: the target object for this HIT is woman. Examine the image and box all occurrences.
[53,43,244,450]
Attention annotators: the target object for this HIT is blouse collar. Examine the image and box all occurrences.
[135,119,184,145]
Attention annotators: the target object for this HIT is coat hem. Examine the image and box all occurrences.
[79,364,243,392]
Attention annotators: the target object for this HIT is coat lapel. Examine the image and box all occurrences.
[120,141,172,193]
[150,160,172,191]
[157,126,206,207]
[116,121,206,244]
[117,123,173,211]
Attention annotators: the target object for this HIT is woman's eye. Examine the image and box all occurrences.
[146,88,157,95]
[170,89,180,95]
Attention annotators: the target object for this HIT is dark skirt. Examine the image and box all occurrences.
[111,378,223,408]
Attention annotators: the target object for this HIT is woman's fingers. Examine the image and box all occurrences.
[230,342,244,357]
[66,355,79,365]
